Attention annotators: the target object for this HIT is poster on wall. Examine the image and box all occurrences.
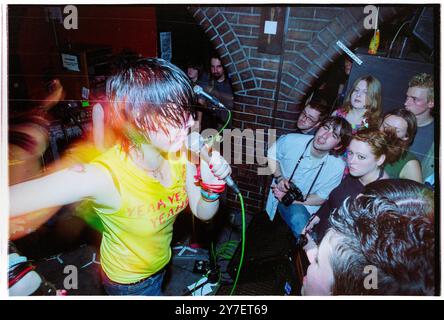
[61,53,80,72]
[160,32,172,61]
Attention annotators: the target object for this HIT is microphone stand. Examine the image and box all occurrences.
[206,220,220,284]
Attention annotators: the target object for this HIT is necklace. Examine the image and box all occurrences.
[144,166,163,180]
[129,146,164,179]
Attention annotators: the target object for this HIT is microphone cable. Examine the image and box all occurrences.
[211,103,245,295]
[196,99,246,295]
[229,192,245,296]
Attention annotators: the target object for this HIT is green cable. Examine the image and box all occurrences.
[210,242,217,266]
[203,105,243,295]
[216,241,238,256]
[216,241,238,260]
[208,108,232,146]
[218,108,232,135]
[230,193,246,296]
[191,270,210,295]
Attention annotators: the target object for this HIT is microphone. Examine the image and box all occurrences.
[186,132,240,194]
[193,85,225,109]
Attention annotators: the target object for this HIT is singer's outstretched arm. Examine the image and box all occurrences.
[10,164,120,217]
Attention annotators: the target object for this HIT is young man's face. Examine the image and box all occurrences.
[210,58,225,81]
[297,105,321,132]
[404,86,434,117]
[302,230,336,295]
[312,122,342,153]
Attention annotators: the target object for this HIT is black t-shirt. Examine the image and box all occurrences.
[314,175,364,243]
[200,73,233,131]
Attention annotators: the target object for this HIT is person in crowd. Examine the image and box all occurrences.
[186,60,204,88]
[185,59,205,132]
[9,58,232,296]
[313,56,353,108]
[265,116,352,240]
[302,179,435,296]
[332,75,382,133]
[334,56,353,107]
[404,73,434,182]
[304,129,397,243]
[199,53,234,131]
[380,108,422,182]
[295,99,329,135]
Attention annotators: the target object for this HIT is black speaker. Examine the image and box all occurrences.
[413,7,435,51]
[346,53,434,113]
[219,212,304,295]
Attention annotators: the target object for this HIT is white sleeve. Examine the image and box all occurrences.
[267,134,288,161]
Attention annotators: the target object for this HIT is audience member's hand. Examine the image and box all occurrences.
[276,178,290,192]
[272,185,286,201]
[303,233,318,264]
[303,215,320,234]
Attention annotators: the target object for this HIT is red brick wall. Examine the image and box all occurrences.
[188,6,403,214]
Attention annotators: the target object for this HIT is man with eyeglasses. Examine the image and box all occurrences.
[296,100,329,135]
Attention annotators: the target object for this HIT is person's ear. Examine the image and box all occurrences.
[333,143,343,151]
[427,99,434,109]
[376,154,386,167]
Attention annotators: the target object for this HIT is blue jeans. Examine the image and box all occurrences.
[101,269,165,296]
[278,202,311,240]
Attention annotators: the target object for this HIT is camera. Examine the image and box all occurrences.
[281,181,304,206]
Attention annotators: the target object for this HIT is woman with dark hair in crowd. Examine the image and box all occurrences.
[9,58,232,296]
[304,129,400,244]
[380,108,422,183]
[332,75,382,133]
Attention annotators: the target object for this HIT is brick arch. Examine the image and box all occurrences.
[188,6,258,93]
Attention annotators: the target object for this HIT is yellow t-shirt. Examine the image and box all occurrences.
[91,146,188,284]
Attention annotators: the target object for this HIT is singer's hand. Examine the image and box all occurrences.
[200,150,231,185]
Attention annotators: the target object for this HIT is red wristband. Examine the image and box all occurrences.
[194,165,226,193]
